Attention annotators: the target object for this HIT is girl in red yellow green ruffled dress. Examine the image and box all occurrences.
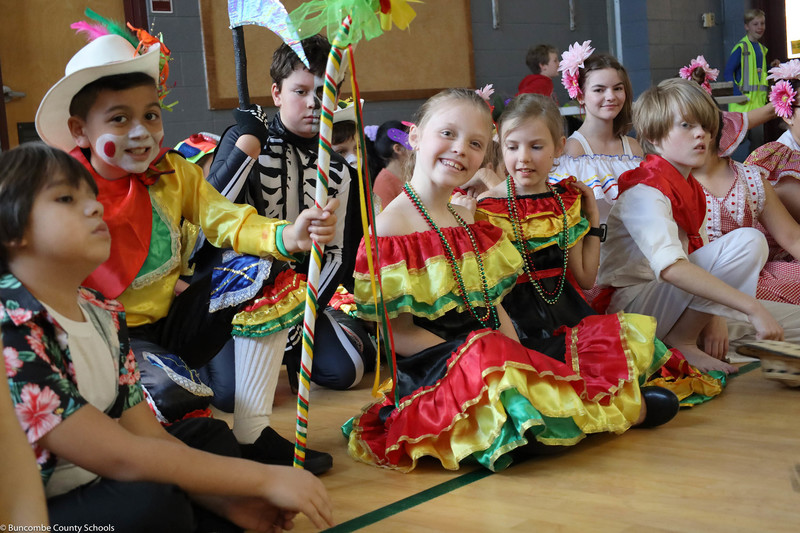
[344,89,680,473]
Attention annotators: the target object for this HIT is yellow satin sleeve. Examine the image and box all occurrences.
[157,153,292,261]
[118,153,295,327]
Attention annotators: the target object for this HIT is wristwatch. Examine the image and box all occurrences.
[587,224,607,242]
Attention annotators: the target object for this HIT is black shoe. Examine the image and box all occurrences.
[240,426,333,475]
[638,386,680,428]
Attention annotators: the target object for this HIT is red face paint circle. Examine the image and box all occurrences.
[103,141,116,158]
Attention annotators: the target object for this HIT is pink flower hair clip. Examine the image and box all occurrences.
[475,84,495,103]
[558,40,595,100]
[768,59,800,118]
[678,55,719,94]
[475,84,497,130]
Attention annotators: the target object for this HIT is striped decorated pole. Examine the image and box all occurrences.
[294,15,353,469]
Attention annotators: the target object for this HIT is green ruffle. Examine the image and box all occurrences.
[231,305,304,338]
[472,389,584,471]
[357,270,519,321]
[289,0,384,45]
[523,217,589,252]
[679,370,728,406]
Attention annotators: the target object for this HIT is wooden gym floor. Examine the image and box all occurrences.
[267,362,799,532]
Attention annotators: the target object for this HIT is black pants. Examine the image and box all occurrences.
[47,418,243,533]
[129,274,241,369]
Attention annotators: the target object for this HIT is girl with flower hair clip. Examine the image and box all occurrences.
[679,55,776,160]
[746,60,800,222]
[550,41,643,224]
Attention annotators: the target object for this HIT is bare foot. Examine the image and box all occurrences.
[673,343,738,374]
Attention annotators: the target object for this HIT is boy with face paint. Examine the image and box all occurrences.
[36,33,337,474]
[205,35,366,394]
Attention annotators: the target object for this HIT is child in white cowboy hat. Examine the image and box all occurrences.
[35,24,336,475]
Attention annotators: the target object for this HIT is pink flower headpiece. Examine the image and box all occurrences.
[475,84,495,104]
[768,59,800,118]
[678,55,719,94]
[558,40,595,100]
[475,84,497,129]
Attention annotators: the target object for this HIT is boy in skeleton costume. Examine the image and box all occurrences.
[203,35,365,391]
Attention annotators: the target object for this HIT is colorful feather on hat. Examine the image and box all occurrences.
[84,7,138,47]
[70,21,110,42]
[70,9,177,111]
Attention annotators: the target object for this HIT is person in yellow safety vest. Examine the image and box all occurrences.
[724,8,782,150]
[723,9,774,112]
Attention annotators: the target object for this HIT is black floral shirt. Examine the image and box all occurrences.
[1,273,143,486]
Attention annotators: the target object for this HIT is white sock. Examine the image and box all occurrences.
[232,329,289,444]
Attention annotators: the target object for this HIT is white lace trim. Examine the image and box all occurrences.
[143,351,214,397]
[208,251,273,312]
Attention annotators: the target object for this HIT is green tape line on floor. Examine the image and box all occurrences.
[327,363,764,532]
[324,467,493,532]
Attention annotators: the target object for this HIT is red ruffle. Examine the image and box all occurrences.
[353,317,638,466]
[719,111,746,157]
[355,220,505,274]
[329,289,355,310]
[239,270,306,312]
[650,348,698,379]
[554,313,636,401]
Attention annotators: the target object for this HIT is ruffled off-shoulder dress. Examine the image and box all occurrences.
[343,220,667,472]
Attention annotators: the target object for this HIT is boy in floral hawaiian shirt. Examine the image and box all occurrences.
[0,143,333,531]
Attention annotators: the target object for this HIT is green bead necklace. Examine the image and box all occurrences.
[505,176,569,305]
[403,183,499,330]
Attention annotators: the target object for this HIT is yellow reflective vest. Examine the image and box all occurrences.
[729,36,768,112]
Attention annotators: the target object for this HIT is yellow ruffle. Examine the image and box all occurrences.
[353,234,522,321]
[231,278,307,333]
[476,194,586,250]
[647,373,724,405]
[347,329,648,472]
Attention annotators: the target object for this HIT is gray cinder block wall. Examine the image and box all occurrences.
[619,0,751,99]
[151,0,742,148]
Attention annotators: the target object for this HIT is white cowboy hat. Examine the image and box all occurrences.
[35,34,161,152]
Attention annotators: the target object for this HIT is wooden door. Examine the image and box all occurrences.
[0,0,143,148]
